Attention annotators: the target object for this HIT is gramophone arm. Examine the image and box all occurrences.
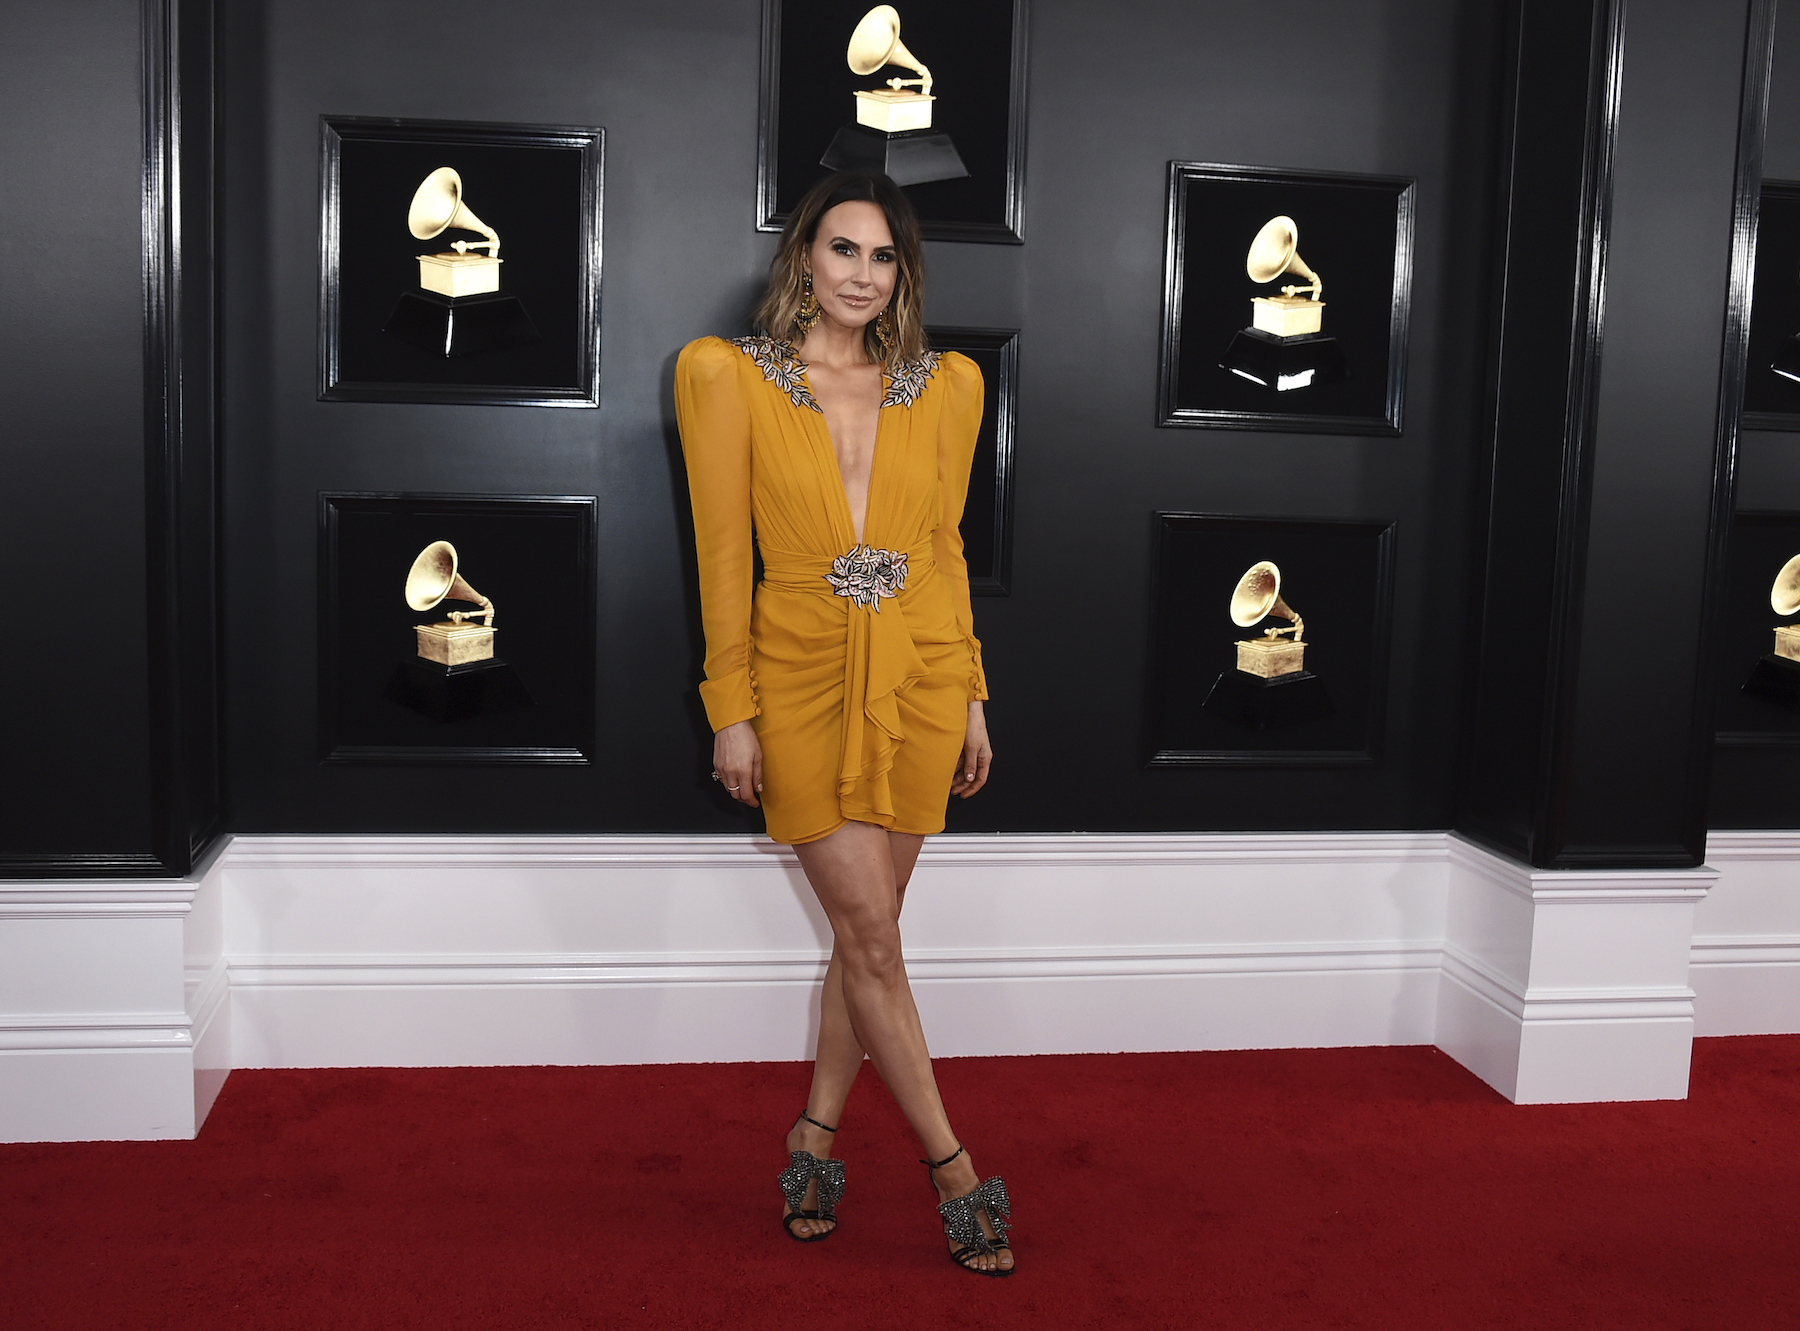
[1262,611,1304,642]
[449,233,501,259]
[445,597,496,629]
[1279,277,1322,301]
[885,66,933,97]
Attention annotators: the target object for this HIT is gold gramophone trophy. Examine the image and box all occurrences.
[1219,217,1347,392]
[1229,561,1306,678]
[409,167,502,298]
[1743,553,1800,708]
[1773,555,1800,661]
[387,540,533,723]
[819,5,968,187]
[405,540,497,666]
[1201,560,1333,728]
[381,169,540,358]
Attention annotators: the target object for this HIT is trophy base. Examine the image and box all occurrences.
[384,290,541,358]
[854,89,935,133]
[415,621,494,667]
[1252,296,1325,338]
[386,656,534,723]
[820,123,969,187]
[417,252,501,298]
[1775,624,1800,662]
[1742,653,1800,710]
[1201,668,1334,730]
[1236,636,1306,678]
[1220,328,1347,392]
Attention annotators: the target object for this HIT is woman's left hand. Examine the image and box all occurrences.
[951,701,992,798]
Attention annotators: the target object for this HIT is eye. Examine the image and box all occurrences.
[833,241,855,257]
[873,250,896,263]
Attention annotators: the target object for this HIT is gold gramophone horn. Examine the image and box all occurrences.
[1774,553,1800,616]
[1230,561,1304,641]
[848,5,933,96]
[405,540,496,628]
[1246,216,1322,301]
[407,167,501,259]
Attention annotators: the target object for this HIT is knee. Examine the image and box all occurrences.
[838,912,904,980]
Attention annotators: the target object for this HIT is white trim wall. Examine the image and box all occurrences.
[1,830,1794,1140]
[222,832,1450,1068]
[1691,832,1800,1035]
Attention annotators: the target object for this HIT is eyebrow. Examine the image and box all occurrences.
[827,235,897,253]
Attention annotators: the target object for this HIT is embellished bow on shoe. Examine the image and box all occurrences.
[937,1175,1012,1255]
[778,1151,846,1226]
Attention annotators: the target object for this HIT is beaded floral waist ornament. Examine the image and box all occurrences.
[826,545,909,611]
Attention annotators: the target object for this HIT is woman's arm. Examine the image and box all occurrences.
[675,339,764,806]
[932,353,993,797]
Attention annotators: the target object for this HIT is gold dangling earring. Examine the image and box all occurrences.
[795,271,821,337]
[875,307,895,358]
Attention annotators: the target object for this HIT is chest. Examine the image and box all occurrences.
[805,361,883,483]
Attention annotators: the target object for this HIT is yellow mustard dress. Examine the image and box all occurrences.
[675,334,990,845]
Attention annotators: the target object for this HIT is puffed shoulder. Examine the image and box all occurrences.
[931,349,983,406]
[677,335,744,384]
[934,349,982,386]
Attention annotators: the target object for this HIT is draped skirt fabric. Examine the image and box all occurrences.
[752,552,969,844]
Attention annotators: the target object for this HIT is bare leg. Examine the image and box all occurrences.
[782,831,922,1238]
[787,821,1013,1272]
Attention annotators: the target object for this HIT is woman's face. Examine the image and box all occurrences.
[804,200,897,332]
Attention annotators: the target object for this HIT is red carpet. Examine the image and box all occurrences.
[3,1038,1796,1329]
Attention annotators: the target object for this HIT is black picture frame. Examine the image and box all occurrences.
[1741,180,1800,430]
[318,493,598,765]
[1712,511,1800,748]
[1146,513,1397,766]
[318,116,604,407]
[927,325,1018,594]
[757,0,1030,244]
[1158,162,1415,435]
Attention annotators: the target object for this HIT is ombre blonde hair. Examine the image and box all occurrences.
[753,171,929,367]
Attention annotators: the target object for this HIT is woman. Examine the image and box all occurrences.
[674,171,1013,1277]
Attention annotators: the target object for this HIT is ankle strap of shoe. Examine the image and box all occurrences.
[797,1110,839,1133]
[920,1144,965,1170]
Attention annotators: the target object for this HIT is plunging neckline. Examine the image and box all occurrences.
[795,356,887,547]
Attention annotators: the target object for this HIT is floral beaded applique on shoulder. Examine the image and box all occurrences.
[881,350,941,408]
[729,335,821,413]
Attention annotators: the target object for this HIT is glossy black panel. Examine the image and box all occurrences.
[221,0,1508,837]
[2,4,156,870]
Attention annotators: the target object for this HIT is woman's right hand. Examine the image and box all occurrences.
[712,720,764,808]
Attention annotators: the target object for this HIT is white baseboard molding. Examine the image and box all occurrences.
[1692,833,1800,1037]
[221,832,1451,1069]
[1433,839,1712,1104]
[4,828,1798,1139]
[227,940,1445,1067]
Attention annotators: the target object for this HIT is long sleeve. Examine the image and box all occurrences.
[675,338,760,732]
[930,352,991,701]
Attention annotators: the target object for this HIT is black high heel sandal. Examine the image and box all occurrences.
[778,1111,845,1243]
[922,1145,1014,1277]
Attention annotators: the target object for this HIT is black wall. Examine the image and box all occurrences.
[1713,0,1800,828]
[7,0,1781,869]
[3,0,221,876]
[220,0,1507,835]
[3,4,157,869]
